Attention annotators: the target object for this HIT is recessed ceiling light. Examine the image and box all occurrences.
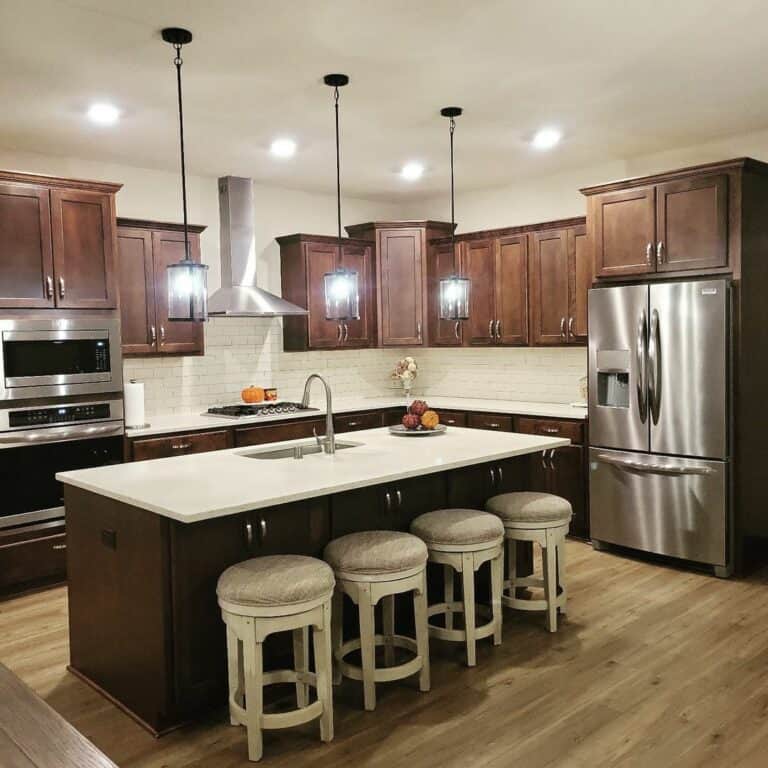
[270,138,297,158]
[401,162,424,181]
[531,127,562,150]
[87,102,120,125]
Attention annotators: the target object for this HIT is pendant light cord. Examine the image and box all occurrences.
[333,86,342,252]
[449,116,456,252]
[173,43,190,261]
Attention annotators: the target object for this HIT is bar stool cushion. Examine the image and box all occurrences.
[410,509,504,546]
[486,492,572,524]
[217,555,335,608]
[324,531,427,576]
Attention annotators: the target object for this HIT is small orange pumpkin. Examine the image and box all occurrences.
[420,410,440,430]
[241,385,265,404]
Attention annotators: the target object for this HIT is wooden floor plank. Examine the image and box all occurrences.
[1,541,767,767]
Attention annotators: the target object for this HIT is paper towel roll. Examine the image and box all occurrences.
[124,379,147,428]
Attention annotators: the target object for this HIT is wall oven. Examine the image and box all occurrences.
[0,316,123,401]
[0,397,124,528]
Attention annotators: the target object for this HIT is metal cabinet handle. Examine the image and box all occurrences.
[487,422,501,429]
[540,451,548,471]
[489,467,496,487]
[344,323,349,342]
[488,320,494,339]
[548,448,557,471]
[171,442,192,450]
[646,242,653,265]
[568,317,574,338]
[245,520,254,550]
[396,488,402,508]
[416,321,422,342]
[384,490,392,513]
[560,317,566,339]
[656,241,664,264]
[347,421,360,427]
[454,320,461,340]
[160,326,166,344]
[497,465,504,485]
[150,325,157,344]
[58,276,65,299]
[495,320,501,339]
[540,426,560,434]
[445,419,456,425]
[46,275,54,298]
[259,516,267,542]
[595,453,714,476]
[52,543,67,551]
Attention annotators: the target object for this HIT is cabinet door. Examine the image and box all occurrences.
[462,239,496,346]
[50,188,117,308]
[306,241,342,349]
[331,486,389,537]
[427,241,463,346]
[234,418,328,448]
[551,445,588,539]
[568,225,589,344]
[254,499,331,557]
[593,186,656,277]
[656,174,728,273]
[392,473,447,531]
[117,227,157,354]
[0,183,54,308]
[529,229,570,345]
[340,244,373,347]
[377,228,425,346]
[495,234,529,345]
[152,230,204,355]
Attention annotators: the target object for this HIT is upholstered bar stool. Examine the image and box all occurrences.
[485,492,572,633]
[323,531,430,711]
[410,509,504,667]
[217,555,335,762]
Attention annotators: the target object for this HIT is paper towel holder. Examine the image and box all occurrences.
[124,379,151,430]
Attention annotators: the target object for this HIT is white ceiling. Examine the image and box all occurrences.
[1,0,768,200]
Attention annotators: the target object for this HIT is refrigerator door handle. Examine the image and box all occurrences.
[595,453,715,476]
[636,309,648,423]
[648,308,661,423]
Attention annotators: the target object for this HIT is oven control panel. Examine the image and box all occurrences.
[9,403,112,428]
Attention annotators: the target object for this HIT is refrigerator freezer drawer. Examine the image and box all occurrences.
[589,448,728,567]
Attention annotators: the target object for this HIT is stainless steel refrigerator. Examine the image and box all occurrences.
[588,279,731,576]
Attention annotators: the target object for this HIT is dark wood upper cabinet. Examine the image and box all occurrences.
[50,188,117,309]
[656,174,728,273]
[426,241,463,346]
[116,219,206,357]
[278,233,374,351]
[0,183,54,308]
[0,171,121,310]
[568,225,589,343]
[495,234,529,345]
[530,228,569,346]
[346,221,455,347]
[462,238,496,346]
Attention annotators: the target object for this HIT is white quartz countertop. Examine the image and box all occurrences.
[58,426,569,524]
[124,396,587,438]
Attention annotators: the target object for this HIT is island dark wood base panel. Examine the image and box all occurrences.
[64,456,534,734]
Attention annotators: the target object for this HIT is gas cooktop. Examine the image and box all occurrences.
[204,402,318,419]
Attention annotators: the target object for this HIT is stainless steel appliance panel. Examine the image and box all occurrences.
[589,447,727,566]
[588,285,650,452]
[649,280,728,460]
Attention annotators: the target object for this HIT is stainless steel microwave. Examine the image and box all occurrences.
[0,316,123,401]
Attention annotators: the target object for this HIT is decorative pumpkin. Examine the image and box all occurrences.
[402,413,421,430]
[409,399,429,417]
[241,385,265,404]
[420,410,440,430]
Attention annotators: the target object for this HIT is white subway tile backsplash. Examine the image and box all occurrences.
[123,317,587,416]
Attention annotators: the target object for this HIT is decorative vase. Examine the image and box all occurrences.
[402,377,413,400]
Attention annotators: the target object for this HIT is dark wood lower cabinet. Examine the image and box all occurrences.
[0,520,67,595]
[234,418,327,447]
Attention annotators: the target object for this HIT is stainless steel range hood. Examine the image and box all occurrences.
[207,176,308,317]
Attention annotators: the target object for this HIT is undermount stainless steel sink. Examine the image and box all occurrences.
[241,441,360,460]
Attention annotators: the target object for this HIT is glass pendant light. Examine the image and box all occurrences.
[322,74,360,322]
[162,27,208,322]
[438,106,470,322]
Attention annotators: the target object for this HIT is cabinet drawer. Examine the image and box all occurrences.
[333,411,382,433]
[467,412,513,431]
[131,429,232,461]
[234,418,327,448]
[0,521,67,593]
[435,409,467,428]
[515,416,584,445]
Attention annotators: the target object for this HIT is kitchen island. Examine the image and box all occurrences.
[58,426,568,734]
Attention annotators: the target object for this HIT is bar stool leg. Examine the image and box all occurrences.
[506,537,517,597]
[460,552,477,666]
[331,590,343,685]
[358,583,377,711]
[490,550,503,646]
[558,534,567,616]
[313,600,334,743]
[292,626,309,708]
[444,564,455,630]
[383,594,395,667]
[414,571,431,692]
[225,624,242,725]
[242,621,264,762]
[543,529,558,633]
